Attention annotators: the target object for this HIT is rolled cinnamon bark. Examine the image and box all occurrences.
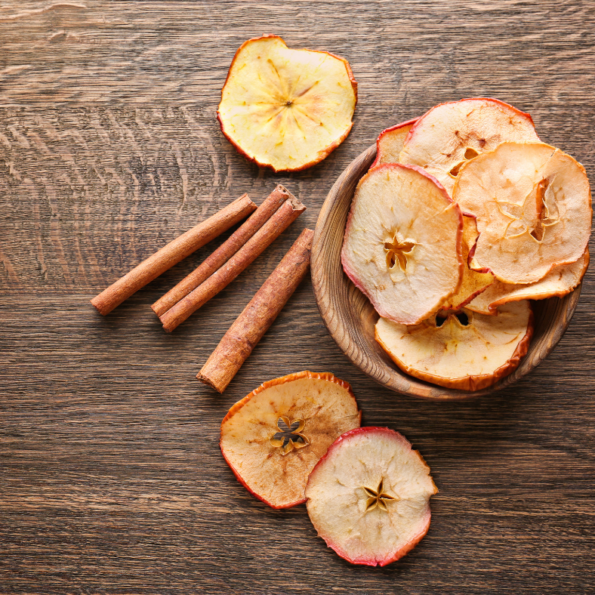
[91,194,256,315]
[151,185,291,318]
[160,196,306,332]
[197,228,313,393]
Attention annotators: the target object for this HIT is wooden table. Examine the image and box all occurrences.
[1,1,594,592]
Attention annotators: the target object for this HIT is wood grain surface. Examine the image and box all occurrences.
[1,1,594,593]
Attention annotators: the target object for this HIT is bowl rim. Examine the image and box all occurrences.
[311,143,583,401]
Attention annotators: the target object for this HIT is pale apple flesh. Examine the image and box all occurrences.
[399,98,539,195]
[220,371,361,509]
[375,301,533,391]
[218,35,357,172]
[454,142,592,284]
[341,163,463,325]
[305,427,438,567]
[467,249,589,315]
[371,118,418,168]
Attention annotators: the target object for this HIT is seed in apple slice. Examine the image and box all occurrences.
[220,371,361,509]
[341,163,463,325]
[371,117,418,168]
[217,35,357,172]
[305,427,438,567]
[375,301,533,391]
[400,98,539,195]
[467,248,589,315]
[441,215,494,311]
[454,142,592,284]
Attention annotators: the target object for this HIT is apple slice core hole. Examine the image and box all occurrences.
[384,235,415,272]
[448,147,481,178]
[270,416,310,455]
[455,311,470,326]
[363,478,397,513]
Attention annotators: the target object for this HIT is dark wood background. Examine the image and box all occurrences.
[1,1,594,593]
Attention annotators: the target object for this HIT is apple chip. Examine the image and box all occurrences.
[376,301,533,391]
[371,118,418,168]
[341,164,463,325]
[467,249,589,315]
[220,371,361,509]
[217,35,357,172]
[454,142,592,284]
[305,427,437,567]
[441,215,494,311]
[400,98,539,195]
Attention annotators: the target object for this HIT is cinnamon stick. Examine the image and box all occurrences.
[197,228,313,393]
[91,194,256,315]
[151,185,291,318]
[160,195,306,332]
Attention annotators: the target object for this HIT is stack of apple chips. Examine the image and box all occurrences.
[342,98,591,390]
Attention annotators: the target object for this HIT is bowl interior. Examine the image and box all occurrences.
[311,144,582,400]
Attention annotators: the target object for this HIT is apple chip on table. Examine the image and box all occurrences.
[305,427,437,567]
[218,35,357,172]
[342,98,591,390]
[220,371,361,509]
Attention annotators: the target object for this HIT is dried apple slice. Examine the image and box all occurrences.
[400,98,539,195]
[441,215,494,310]
[467,248,589,315]
[220,371,361,509]
[341,163,463,325]
[454,142,592,284]
[305,427,437,567]
[371,118,418,168]
[376,301,533,391]
[217,35,357,172]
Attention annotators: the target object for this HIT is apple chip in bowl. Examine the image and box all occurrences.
[312,98,590,398]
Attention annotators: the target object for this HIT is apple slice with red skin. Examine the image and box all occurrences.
[305,427,438,567]
[220,371,361,509]
[400,98,539,195]
[371,117,418,168]
[341,163,463,325]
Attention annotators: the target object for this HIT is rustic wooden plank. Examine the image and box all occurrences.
[0,0,594,593]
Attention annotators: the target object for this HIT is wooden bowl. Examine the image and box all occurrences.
[311,145,583,400]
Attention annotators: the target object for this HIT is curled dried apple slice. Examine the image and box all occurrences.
[375,301,533,391]
[341,163,463,325]
[217,35,357,172]
[442,215,494,310]
[467,249,589,315]
[220,371,361,509]
[454,142,592,284]
[305,427,437,567]
[371,117,418,168]
[400,98,539,195]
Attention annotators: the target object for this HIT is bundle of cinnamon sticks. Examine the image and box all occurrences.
[91,186,312,392]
